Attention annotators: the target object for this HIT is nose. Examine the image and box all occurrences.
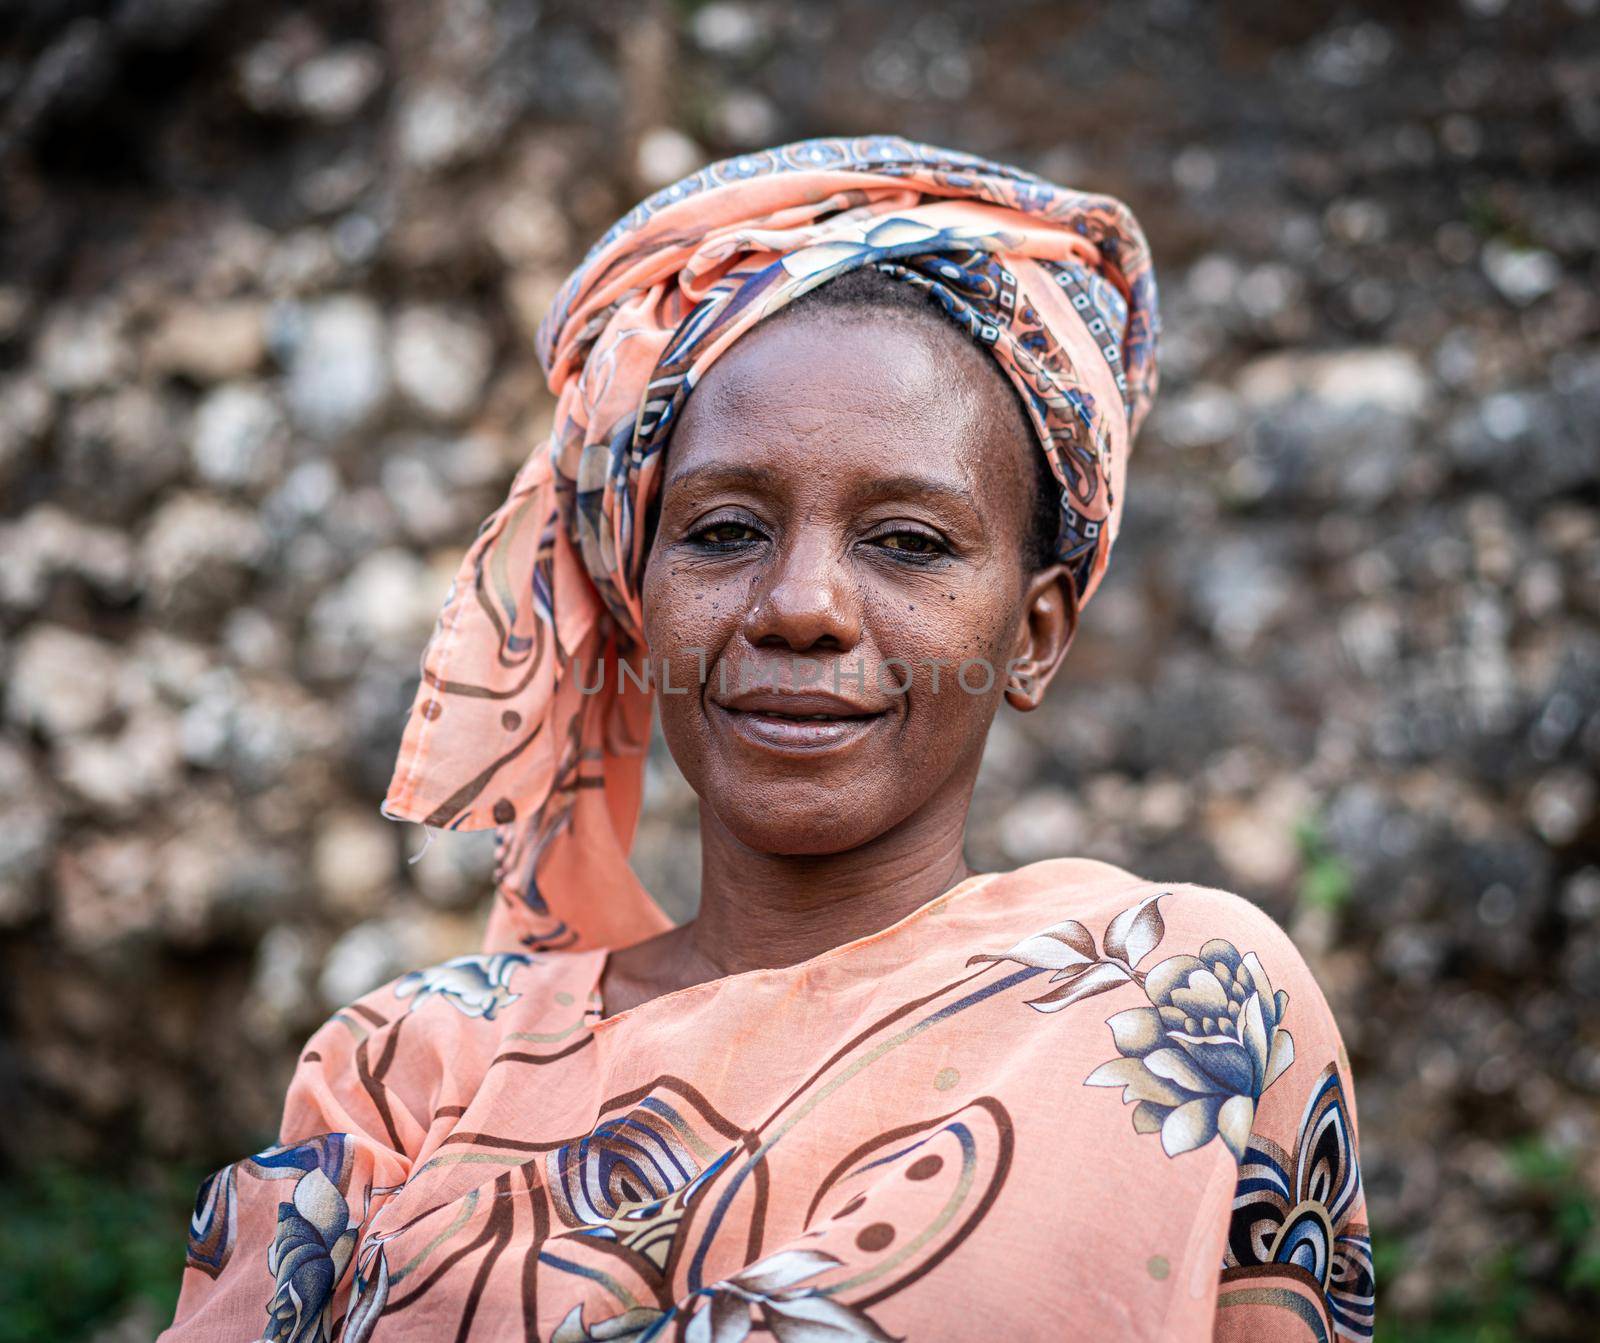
[740,530,860,652]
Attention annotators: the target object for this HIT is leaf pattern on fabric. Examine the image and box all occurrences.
[183,1134,363,1326]
[342,1242,389,1343]
[683,1249,900,1343]
[967,892,1165,1012]
[553,1248,900,1343]
[552,1304,669,1342]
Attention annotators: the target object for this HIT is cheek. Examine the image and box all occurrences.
[640,560,747,765]
[641,559,745,653]
[866,580,1021,705]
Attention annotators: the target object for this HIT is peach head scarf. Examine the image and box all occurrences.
[379,136,1160,954]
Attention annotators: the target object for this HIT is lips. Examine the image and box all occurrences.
[712,688,890,754]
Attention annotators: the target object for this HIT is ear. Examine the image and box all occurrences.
[1003,564,1079,712]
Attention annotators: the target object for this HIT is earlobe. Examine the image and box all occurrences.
[1005,565,1079,712]
[1002,661,1038,709]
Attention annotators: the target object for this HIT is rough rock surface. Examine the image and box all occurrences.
[0,2,1596,1337]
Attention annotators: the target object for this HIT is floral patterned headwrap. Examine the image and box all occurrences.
[382,135,1160,954]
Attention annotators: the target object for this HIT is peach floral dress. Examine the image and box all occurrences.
[162,140,1371,1340]
[161,859,1372,1342]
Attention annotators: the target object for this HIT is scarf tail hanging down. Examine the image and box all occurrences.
[380,136,1161,953]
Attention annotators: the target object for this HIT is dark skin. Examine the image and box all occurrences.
[599,308,1079,1018]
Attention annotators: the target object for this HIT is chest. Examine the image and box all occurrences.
[345,972,1233,1341]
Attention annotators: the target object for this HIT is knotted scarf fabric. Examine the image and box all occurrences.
[381,135,1161,953]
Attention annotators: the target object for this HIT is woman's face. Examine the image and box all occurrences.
[640,308,1074,857]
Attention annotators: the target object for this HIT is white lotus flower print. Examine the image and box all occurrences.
[1084,938,1295,1161]
[974,894,1297,1163]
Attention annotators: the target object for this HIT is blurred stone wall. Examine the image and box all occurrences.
[1,1,1597,1338]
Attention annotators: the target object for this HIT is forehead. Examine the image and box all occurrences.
[664,309,1032,499]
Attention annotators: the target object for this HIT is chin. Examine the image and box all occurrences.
[708,784,898,858]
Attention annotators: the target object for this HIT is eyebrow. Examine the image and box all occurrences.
[662,462,976,515]
[855,472,976,514]
[661,461,780,494]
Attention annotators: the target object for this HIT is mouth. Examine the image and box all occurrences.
[710,694,890,754]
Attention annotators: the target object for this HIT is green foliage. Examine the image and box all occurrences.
[0,1162,199,1343]
[1295,816,1354,914]
[1375,1138,1600,1342]
[1505,1137,1600,1299]
[1373,1236,1529,1343]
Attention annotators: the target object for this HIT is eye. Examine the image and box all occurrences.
[871,529,947,558]
[689,517,764,550]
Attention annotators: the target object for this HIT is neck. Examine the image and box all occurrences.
[597,776,979,1018]
[685,799,974,980]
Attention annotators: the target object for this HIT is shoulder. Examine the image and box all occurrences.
[979,860,1348,1056]
[283,949,600,1150]
[993,860,1316,974]
[310,948,590,1048]
[387,948,583,1023]
[1147,879,1340,1033]
[1131,880,1365,1152]
[1150,879,1308,966]
[986,859,1305,961]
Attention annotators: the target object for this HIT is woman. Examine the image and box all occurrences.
[162,137,1372,1342]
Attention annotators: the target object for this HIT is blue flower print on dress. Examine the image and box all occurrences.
[265,1164,358,1343]
[1084,938,1295,1161]
[393,952,532,1020]
[973,894,1296,1161]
